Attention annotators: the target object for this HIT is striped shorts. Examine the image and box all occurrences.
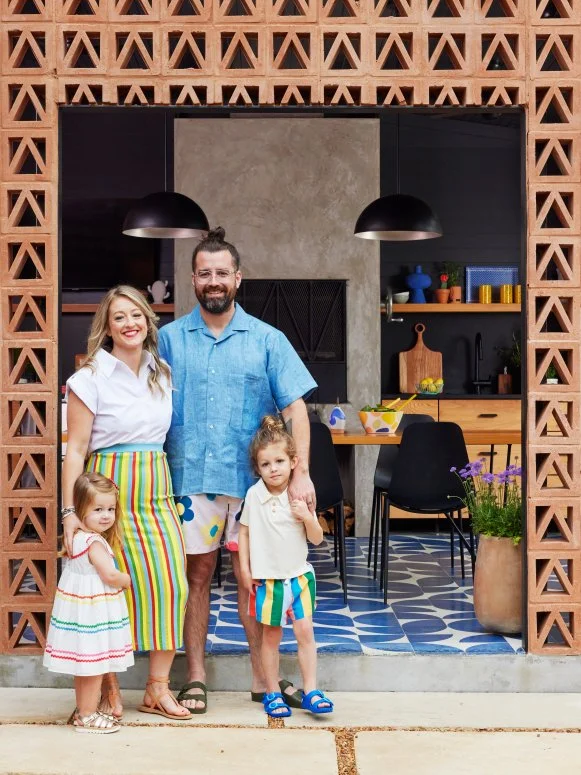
[249,569,316,627]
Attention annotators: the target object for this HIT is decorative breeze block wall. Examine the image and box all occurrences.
[1,0,580,655]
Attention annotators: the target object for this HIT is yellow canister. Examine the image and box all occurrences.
[500,284,513,304]
[479,284,492,304]
[513,284,522,304]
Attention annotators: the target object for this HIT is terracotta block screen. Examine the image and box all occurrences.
[1,0,580,655]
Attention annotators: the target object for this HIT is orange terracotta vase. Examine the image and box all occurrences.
[473,535,523,635]
[448,285,462,302]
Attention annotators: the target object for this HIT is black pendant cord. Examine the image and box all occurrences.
[163,111,168,193]
[395,113,400,195]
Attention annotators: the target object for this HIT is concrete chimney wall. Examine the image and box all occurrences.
[174,118,380,536]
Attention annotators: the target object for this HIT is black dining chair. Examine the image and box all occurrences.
[379,421,476,605]
[309,421,348,603]
[368,413,435,579]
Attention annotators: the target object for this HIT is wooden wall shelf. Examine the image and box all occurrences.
[62,303,175,313]
[381,303,521,314]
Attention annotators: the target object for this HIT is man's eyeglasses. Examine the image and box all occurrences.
[193,269,237,282]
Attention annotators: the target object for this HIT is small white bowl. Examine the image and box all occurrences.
[392,292,409,304]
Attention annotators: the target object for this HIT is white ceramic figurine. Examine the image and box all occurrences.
[147,279,170,304]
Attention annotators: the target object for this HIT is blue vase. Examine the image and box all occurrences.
[405,265,431,303]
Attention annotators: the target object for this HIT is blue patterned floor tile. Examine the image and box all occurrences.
[356,625,404,636]
[313,625,356,637]
[204,534,523,657]
[279,642,299,654]
[464,643,517,654]
[353,612,400,627]
[317,642,362,654]
[313,612,354,627]
[401,619,448,634]
[406,633,454,643]
[447,618,491,633]
[362,642,414,654]
[214,626,250,642]
[459,634,513,644]
[210,642,250,655]
[359,633,408,644]
[347,599,391,613]
[411,642,463,654]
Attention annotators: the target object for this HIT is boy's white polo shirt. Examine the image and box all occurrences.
[240,479,312,580]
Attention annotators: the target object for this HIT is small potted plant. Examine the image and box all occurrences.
[545,363,559,385]
[451,459,523,634]
[444,262,462,302]
[434,273,450,303]
[496,331,521,394]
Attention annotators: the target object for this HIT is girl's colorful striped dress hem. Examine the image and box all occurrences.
[86,444,188,652]
[43,532,134,676]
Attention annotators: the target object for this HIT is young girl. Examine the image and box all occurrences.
[44,472,134,734]
[239,415,334,718]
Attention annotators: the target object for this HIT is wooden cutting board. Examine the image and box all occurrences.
[399,323,443,393]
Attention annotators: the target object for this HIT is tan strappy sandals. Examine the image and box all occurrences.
[138,675,193,720]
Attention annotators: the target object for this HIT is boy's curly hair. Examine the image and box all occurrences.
[249,415,297,474]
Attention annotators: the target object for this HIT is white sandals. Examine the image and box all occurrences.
[74,710,120,734]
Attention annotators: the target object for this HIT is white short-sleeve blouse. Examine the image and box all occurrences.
[66,348,172,453]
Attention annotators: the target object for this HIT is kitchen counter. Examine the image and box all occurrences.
[381,393,521,401]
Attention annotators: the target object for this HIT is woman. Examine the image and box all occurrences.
[61,285,190,720]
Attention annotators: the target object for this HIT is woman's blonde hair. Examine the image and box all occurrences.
[83,285,170,395]
[59,472,123,557]
[249,414,297,474]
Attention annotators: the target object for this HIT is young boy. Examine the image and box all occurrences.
[238,415,334,718]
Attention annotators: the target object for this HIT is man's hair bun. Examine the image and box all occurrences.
[207,226,226,242]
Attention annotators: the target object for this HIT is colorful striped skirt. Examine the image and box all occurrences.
[86,444,187,652]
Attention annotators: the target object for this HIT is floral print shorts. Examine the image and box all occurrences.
[174,493,243,555]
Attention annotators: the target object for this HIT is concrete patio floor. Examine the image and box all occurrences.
[1,690,581,774]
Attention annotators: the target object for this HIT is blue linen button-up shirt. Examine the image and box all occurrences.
[158,303,317,499]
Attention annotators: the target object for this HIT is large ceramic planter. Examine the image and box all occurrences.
[474,535,523,635]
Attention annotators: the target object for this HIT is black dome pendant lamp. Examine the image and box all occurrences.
[122,191,209,239]
[354,115,443,242]
[122,115,209,239]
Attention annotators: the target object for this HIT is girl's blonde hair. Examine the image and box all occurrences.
[249,414,297,474]
[83,285,170,395]
[59,472,122,556]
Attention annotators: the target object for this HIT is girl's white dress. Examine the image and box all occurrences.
[43,532,134,676]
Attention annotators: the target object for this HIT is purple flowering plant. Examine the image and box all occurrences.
[450,459,522,545]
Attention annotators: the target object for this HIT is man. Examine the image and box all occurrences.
[158,227,317,713]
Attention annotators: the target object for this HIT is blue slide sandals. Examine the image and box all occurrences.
[263,692,292,718]
[301,689,334,715]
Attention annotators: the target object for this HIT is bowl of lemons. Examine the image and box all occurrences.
[359,405,404,434]
[417,377,444,395]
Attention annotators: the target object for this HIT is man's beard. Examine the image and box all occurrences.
[196,285,237,314]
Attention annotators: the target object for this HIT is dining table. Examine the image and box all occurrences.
[331,430,521,445]
[331,428,522,471]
